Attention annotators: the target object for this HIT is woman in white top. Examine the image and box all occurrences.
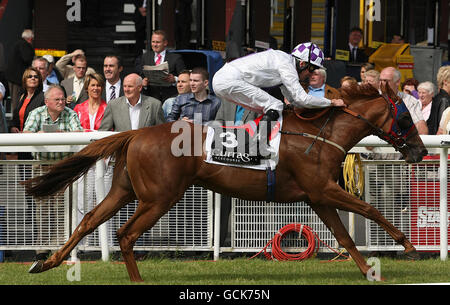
[73,73,107,131]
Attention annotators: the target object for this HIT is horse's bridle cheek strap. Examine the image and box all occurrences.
[341,100,409,151]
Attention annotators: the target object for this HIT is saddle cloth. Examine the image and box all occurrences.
[205,114,283,171]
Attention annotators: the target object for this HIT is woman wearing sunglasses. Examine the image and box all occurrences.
[9,67,45,158]
[213,42,345,156]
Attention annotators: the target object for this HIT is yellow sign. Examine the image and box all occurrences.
[212,40,226,52]
[35,49,67,58]
[335,49,350,61]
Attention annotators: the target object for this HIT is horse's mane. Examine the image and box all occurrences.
[339,83,382,103]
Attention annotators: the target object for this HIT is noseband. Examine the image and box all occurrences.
[342,94,415,151]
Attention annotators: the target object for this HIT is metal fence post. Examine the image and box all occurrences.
[70,180,78,262]
[214,192,221,261]
[440,147,448,261]
[95,160,109,261]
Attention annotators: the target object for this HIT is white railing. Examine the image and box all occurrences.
[0,133,448,261]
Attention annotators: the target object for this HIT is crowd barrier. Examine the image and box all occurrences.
[0,133,448,262]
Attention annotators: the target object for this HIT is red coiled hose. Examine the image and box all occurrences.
[250,223,349,261]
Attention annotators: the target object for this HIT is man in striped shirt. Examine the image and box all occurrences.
[167,67,221,124]
[22,84,83,261]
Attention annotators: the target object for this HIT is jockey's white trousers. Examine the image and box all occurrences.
[212,64,284,115]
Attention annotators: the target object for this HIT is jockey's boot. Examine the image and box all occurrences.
[258,109,279,158]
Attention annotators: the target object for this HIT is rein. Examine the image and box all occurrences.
[280,93,413,154]
[294,107,330,121]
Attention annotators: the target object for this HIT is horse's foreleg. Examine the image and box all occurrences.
[309,204,373,277]
[314,181,417,257]
[29,169,135,274]
[116,199,177,282]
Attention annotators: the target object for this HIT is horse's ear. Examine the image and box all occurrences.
[379,80,386,94]
[380,79,401,103]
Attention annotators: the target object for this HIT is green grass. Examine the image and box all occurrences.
[1,256,449,285]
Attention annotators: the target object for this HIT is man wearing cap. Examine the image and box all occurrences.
[212,42,345,156]
[42,54,63,85]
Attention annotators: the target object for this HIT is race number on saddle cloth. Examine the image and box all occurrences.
[205,114,283,171]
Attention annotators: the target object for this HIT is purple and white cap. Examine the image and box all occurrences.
[291,42,325,69]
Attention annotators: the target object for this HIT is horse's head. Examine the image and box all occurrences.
[377,82,428,163]
[339,83,427,163]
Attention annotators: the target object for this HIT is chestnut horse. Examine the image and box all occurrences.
[24,84,427,282]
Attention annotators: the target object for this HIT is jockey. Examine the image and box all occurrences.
[212,42,345,156]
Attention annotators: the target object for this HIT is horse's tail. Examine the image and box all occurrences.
[23,130,138,198]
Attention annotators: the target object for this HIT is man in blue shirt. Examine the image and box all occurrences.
[167,67,221,124]
[307,68,327,98]
[305,68,341,101]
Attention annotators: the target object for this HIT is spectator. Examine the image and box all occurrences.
[340,76,358,88]
[133,0,147,56]
[61,54,89,109]
[102,55,124,103]
[401,78,419,99]
[55,49,96,80]
[23,85,83,152]
[73,73,107,237]
[306,68,340,99]
[0,81,7,133]
[359,63,374,84]
[74,73,107,131]
[136,30,186,102]
[380,67,428,134]
[175,0,193,49]
[162,69,191,118]
[417,81,439,135]
[98,73,164,261]
[438,108,450,134]
[23,85,83,261]
[434,66,450,135]
[417,81,435,120]
[99,73,165,131]
[32,57,53,93]
[9,67,45,141]
[8,68,44,237]
[5,29,35,113]
[347,27,368,63]
[363,69,380,90]
[42,54,63,85]
[167,67,221,124]
[391,34,405,44]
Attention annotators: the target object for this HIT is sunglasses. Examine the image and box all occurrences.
[27,74,39,79]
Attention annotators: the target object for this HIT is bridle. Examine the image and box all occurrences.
[341,94,415,151]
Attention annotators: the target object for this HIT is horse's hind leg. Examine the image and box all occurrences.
[309,204,374,278]
[29,165,135,273]
[116,198,178,282]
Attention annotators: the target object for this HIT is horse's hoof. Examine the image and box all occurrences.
[404,249,420,260]
[28,260,44,273]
